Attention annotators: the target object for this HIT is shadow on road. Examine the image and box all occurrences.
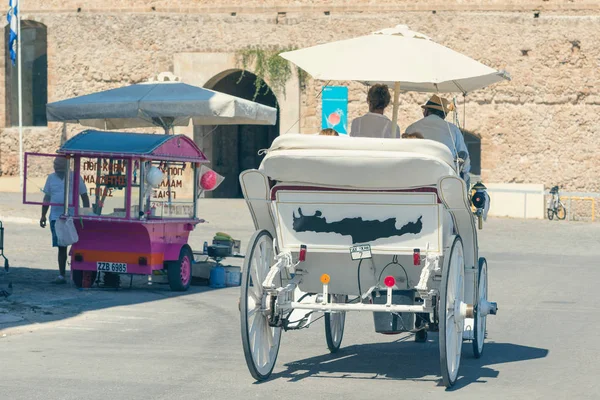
[270,339,548,390]
[0,265,225,333]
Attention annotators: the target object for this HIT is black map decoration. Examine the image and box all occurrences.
[292,208,423,244]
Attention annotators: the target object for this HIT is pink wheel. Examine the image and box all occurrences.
[168,246,193,291]
[180,255,191,286]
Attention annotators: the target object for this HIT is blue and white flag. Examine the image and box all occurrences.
[7,0,18,65]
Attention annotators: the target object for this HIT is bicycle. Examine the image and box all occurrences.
[547,186,566,220]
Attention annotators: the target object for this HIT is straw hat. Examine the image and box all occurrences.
[421,94,454,114]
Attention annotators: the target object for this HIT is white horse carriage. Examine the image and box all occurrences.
[238,26,510,387]
[240,134,496,386]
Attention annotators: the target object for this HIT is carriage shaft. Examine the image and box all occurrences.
[290,302,431,313]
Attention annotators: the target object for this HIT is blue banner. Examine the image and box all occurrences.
[321,86,348,135]
[7,0,18,66]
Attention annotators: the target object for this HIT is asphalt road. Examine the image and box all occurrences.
[1,196,599,399]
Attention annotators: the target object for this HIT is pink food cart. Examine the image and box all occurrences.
[24,129,212,291]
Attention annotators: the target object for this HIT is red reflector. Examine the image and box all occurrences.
[413,249,421,266]
[299,245,307,262]
[384,275,396,288]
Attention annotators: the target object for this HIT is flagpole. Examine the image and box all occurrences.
[17,1,23,191]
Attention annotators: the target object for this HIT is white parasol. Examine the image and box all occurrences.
[47,81,277,134]
[280,25,510,129]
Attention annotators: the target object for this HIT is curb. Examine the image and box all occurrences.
[0,215,38,225]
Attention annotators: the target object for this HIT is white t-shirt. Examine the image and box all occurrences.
[405,115,471,174]
[350,112,401,139]
[43,172,88,221]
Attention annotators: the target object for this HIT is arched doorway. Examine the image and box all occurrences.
[197,70,279,198]
[462,130,481,177]
[4,20,48,126]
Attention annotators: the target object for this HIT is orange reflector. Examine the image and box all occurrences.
[320,274,330,284]
[384,276,396,288]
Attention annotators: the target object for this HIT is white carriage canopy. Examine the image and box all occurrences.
[260,134,456,189]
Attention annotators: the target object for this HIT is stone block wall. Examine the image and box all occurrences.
[0,1,599,192]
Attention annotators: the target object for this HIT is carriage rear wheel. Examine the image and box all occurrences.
[472,257,488,358]
[439,236,465,388]
[240,230,282,381]
[325,294,347,353]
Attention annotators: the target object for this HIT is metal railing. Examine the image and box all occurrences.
[477,186,598,222]
[550,191,599,222]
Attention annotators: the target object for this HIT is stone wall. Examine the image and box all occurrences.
[1,2,599,192]
[15,0,600,12]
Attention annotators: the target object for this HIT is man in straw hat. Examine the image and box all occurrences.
[405,95,470,178]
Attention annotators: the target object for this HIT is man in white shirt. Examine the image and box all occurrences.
[40,157,90,284]
[350,84,401,139]
[405,95,471,178]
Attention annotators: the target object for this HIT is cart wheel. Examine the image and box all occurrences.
[168,246,193,292]
[473,257,488,358]
[240,229,281,381]
[325,294,347,353]
[72,270,98,289]
[556,203,566,220]
[547,208,554,220]
[439,236,465,388]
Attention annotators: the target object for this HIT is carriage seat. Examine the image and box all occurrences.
[260,134,457,189]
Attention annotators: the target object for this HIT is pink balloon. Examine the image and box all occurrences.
[200,170,217,190]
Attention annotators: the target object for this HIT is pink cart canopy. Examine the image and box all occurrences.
[56,130,208,162]
[24,130,209,221]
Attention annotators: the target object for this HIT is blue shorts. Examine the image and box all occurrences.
[50,220,59,247]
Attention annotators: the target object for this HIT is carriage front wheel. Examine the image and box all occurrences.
[472,257,488,358]
[439,236,466,387]
[325,294,347,353]
[240,229,282,381]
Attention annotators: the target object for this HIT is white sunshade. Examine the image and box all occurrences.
[280,25,510,94]
[46,82,278,131]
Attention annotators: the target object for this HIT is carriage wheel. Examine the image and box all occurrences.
[472,257,488,358]
[556,203,567,220]
[240,230,282,381]
[439,236,465,388]
[167,246,193,292]
[325,294,347,353]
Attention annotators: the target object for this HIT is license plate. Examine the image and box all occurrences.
[350,244,372,260]
[96,262,127,273]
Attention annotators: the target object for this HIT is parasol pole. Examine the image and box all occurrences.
[391,81,401,137]
[17,2,23,191]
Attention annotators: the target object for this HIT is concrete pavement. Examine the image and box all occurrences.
[1,195,600,399]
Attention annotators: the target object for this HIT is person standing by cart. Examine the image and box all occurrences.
[40,157,90,284]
